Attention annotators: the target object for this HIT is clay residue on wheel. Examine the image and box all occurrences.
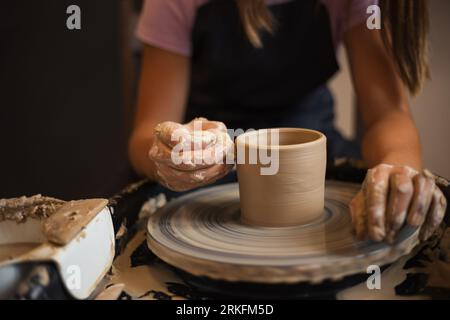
[42,198,108,245]
[0,195,65,223]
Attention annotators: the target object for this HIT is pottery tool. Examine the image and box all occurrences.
[0,197,114,299]
[147,182,419,284]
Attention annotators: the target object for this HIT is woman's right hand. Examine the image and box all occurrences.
[149,118,234,192]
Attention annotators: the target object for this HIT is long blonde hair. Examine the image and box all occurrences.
[235,0,430,95]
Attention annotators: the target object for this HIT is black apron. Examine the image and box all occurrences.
[184,0,360,159]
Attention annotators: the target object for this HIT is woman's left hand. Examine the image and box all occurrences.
[350,164,447,243]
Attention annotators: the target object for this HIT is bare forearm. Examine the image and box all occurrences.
[129,45,189,180]
[361,109,422,170]
[128,124,158,180]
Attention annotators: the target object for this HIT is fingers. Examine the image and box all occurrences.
[155,162,233,192]
[385,172,414,243]
[353,163,447,244]
[150,118,234,192]
[420,187,447,241]
[185,117,228,133]
[188,130,218,150]
[154,121,189,148]
[155,121,217,151]
[151,131,233,171]
[349,191,367,240]
[156,118,229,152]
[365,164,392,241]
[149,137,172,162]
[407,174,435,227]
[170,143,231,170]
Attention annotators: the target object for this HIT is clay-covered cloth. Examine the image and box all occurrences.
[97,193,450,300]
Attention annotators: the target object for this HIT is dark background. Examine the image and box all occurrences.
[0,0,136,199]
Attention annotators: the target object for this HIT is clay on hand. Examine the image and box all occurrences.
[350,164,447,243]
[149,118,234,192]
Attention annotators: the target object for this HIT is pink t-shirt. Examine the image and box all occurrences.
[136,0,378,57]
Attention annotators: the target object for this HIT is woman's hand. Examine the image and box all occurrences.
[148,118,234,192]
[350,164,447,243]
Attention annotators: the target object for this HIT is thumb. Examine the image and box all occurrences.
[154,121,190,148]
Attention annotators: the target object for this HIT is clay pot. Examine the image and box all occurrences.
[236,128,327,227]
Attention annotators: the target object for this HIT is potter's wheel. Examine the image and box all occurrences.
[147,182,419,284]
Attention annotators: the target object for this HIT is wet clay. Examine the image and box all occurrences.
[0,195,65,263]
[0,195,65,223]
[236,128,327,227]
[42,199,109,245]
[0,195,108,246]
[104,230,180,300]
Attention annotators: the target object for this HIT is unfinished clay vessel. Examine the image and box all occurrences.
[235,128,326,227]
